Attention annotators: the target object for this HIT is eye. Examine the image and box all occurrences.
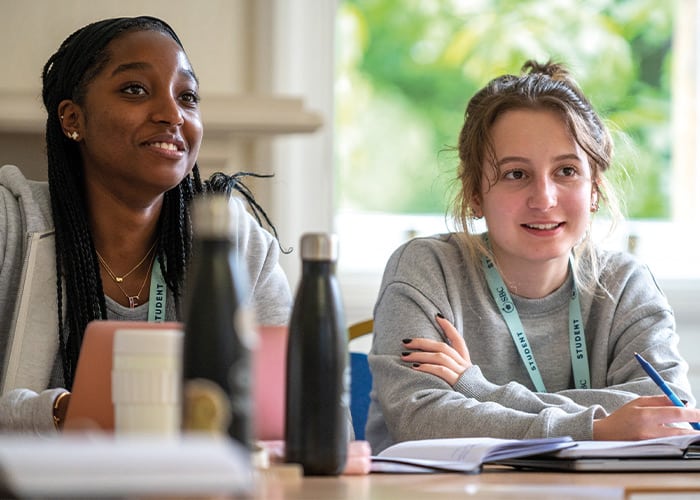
[180,90,201,105]
[503,169,525,180]
[121,83,147,96]
[558,165,578,177]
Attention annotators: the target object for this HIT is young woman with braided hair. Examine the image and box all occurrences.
[367,60,699,453]
[0,16,291,432]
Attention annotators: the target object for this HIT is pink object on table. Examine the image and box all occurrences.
[260,440,372,475]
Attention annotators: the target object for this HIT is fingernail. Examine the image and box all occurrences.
[436,312,445,319]
[402,338,412,344]
[412,363,420,368]
[401,351,411,357]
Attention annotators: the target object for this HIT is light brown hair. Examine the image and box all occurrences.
[452,60,622,293]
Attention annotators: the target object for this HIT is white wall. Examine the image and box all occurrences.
[252,0,338,289]
[0,0,253,93]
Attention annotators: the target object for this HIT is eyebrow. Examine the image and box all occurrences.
[496,153,581,167]
[111,62,199,85]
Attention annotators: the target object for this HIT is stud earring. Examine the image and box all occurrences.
[69,131,79,141]
[591,201,599,213]
[468,206,483,220]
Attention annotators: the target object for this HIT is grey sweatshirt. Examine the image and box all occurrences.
[0,164,292,433]
[366,233,694,453]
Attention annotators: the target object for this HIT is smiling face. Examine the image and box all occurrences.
[474,108,596,277]
[67,29,202,202]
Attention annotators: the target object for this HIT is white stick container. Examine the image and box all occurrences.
[112,328,183,436]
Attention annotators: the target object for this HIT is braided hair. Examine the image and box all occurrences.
[42,16,279,389]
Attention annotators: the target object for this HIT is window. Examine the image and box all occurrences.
[334,0,700,326]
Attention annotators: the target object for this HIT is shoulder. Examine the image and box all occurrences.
[596,249,658,288]
[386,233,464,271]
[225,193,284,272]
[390,233,464,263]
[0,164,32,195]
[0,165,52,231]
[227,194,275,243]
[593,248,668,305]
[380,233,473,292]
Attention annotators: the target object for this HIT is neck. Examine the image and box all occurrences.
[88,191,163,257]
[87,185,163,307]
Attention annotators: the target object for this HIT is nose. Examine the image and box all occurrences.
[528,176,557,210]
[151,93,184,127]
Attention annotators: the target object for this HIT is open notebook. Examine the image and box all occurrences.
[496,434,700,471]
[65,320,287,440]
[371,436,575,473]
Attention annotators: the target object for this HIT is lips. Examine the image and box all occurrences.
[143,135,186,152]
[149,141,180,152]
[522,222,563,230]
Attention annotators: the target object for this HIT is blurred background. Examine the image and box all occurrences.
[0,0,698,387]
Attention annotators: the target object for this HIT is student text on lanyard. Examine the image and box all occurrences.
[480,250,590,392]
[147,260,168,322]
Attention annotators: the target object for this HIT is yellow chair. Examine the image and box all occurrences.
[348,319,373,440]
[349,319,374,341]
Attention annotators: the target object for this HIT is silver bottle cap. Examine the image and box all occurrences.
[192,194,236,239]
[300,233,338,261]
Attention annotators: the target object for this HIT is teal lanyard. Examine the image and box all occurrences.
[147,260,168,322]
[480,253,590,392]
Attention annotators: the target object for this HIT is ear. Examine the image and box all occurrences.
[58,100,83,142]
[590,186,599,213]
[470,194,483,219]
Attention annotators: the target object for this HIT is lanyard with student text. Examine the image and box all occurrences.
[147,260,168,322]
[480,254,590,392]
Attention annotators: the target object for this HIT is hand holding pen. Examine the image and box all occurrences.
[634,352,700,431]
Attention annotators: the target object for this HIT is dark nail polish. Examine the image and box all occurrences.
[412,363,420,368]
[682,399,689,405]
[437,312,445,319]
[402,338,412,344]
[401,351,411,356]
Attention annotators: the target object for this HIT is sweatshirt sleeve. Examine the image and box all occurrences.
[0,388,64,434]
[230,196,292,326]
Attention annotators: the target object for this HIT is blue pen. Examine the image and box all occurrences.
[634,352,700,431]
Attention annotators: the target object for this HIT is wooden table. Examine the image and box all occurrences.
[254,465,700,499]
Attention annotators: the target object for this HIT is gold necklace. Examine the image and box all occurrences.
[95,240,157,283]
[105,250,157,309]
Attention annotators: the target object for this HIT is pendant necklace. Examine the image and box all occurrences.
[96,240,157,282]
[97,242,157,308]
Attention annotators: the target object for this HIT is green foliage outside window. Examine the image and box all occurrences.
[336,0,674,218]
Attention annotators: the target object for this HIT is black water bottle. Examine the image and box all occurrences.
[285,233,349,475]
[182,194,255,449]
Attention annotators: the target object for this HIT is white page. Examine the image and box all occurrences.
[554,434,700,459]
[378,437,511,463]
[376,436,574,465]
